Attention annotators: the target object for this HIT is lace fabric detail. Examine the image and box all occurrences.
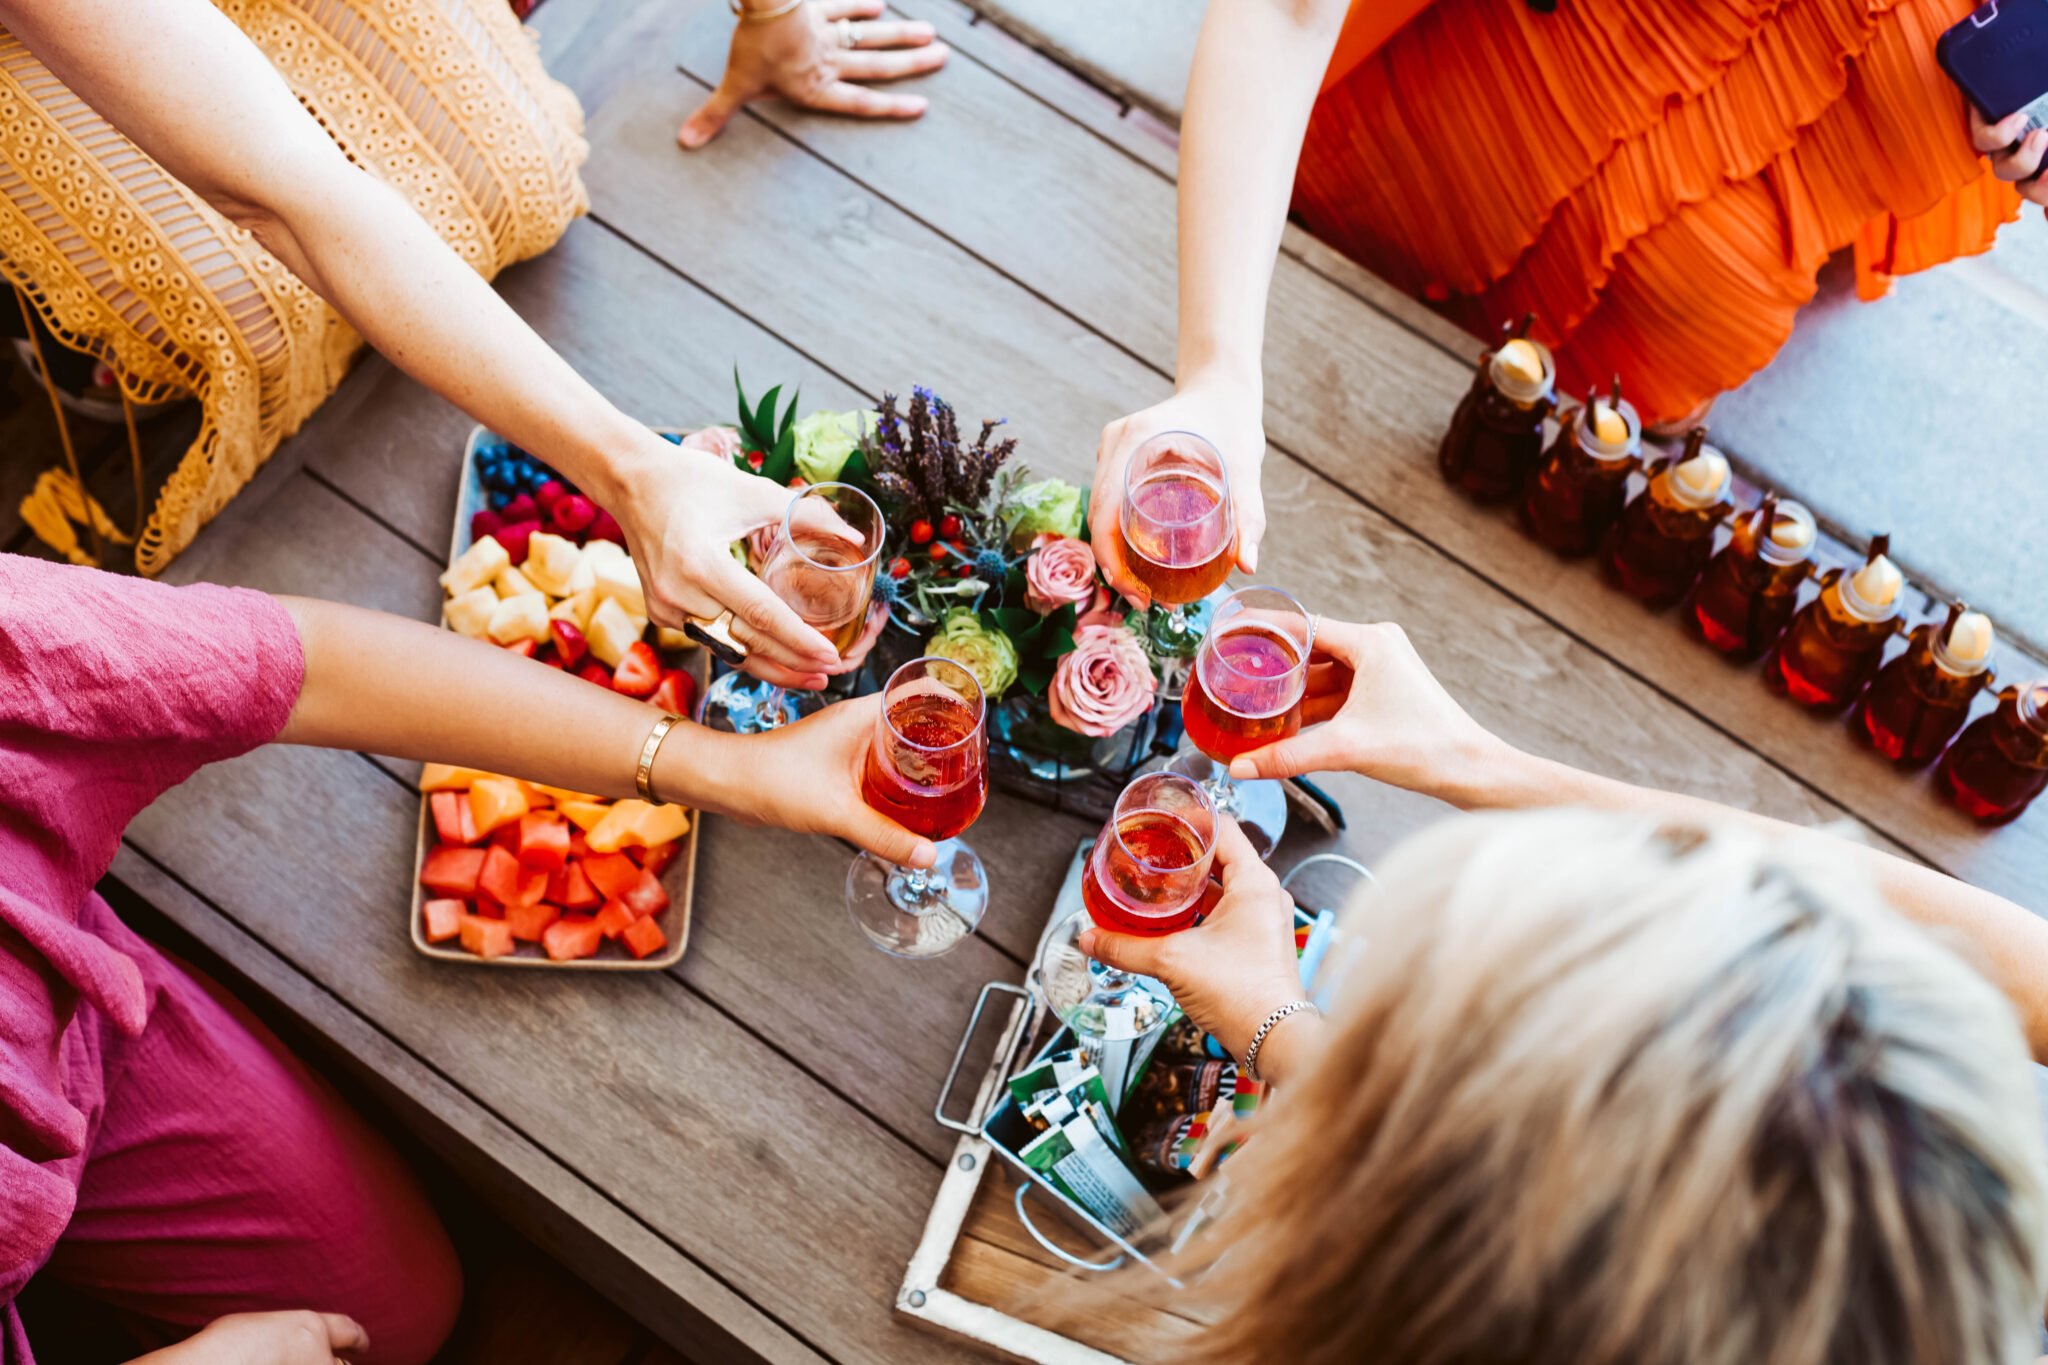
[0,0,588,574]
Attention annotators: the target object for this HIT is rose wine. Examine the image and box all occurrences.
[1122,470,1234,606]
[763,528,875,656]
[1182,623,1305,762]
[1082,809,1209,937]
[861,693,986,841]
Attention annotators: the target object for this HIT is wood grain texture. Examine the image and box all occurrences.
[653,5,2048,907]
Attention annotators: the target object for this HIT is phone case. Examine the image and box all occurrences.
[1939,0,2048,130]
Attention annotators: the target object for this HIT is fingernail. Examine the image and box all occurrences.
[1077,928,1097,956]
[1229,758,1256,779]
[914,841,937,869]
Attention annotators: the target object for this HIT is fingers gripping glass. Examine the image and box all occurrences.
[1030,772,1219,1045]
[847,657,992,957]
[1119,431,1234,694]
[700,482,884,733]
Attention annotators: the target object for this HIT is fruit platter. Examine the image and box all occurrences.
[405,426,708,969]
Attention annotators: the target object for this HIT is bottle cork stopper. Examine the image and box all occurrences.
[1946,611,1994,664]
[1849,554,1902,609]
[1497,338,1544,387]
[1768,513,1812,551]
[1591,402,1629,446]
[1670,449,1729,505]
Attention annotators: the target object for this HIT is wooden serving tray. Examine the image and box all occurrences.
[404,425,704,970]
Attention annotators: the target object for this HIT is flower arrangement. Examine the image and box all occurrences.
[708,372,1162,748]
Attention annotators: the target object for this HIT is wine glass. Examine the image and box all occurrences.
[1120,431,1235,699]
[700,482,884,733]
[847,657,991,958]
[1173,585,1314,860]
[1030,772,1219,1045]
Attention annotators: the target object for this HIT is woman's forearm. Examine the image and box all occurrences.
[1175,0,1350,388]
[1454,747,2048,1061]
[278,596,750,818]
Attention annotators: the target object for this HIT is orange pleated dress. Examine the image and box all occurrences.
[1295,0,2022,423]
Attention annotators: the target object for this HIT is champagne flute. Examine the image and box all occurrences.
[700,482,884,733]
[1173,586,1313,859]
[1031,772,1219,1045]
[1120,431,1235,699]
[846,657,991,957]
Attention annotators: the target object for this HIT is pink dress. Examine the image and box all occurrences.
[0,554,460,1363]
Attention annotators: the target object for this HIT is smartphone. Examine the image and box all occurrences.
[1939,0,2048,135]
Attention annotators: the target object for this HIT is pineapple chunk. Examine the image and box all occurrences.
[585,596,643,667]
[581,537,628,564]
[440,535,509,596]
[559,800,612,832]
[444,585,500,639]
[564,557,597,597]
[487,592,551,645]
[592,555,647,617]
[548,589,597,631]
[655,626,698,653]
[523,532,583,596]
[495,564,539,600]
[420,763,494,792]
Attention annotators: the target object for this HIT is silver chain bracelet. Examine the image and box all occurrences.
[1242,1000,1317,1083]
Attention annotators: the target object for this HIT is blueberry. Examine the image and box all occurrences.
[489,489,511,510]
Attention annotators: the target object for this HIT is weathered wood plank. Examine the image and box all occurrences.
[656,10,2048,907]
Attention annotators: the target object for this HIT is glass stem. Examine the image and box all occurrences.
[893,861,937,907]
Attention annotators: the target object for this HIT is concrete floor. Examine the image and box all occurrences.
[968,0,2048,656]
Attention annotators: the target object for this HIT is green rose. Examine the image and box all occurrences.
[1007,478,1085,544]
[792,409,875,485]
[929,608,1019,701]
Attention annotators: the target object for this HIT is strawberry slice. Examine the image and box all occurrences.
[501,638,540,660]
[651,669,696,718]
[612,642,662,698]
[551,619,589,668]
[574,660,614,689]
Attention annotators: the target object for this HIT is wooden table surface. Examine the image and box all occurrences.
[103,2,2048,1362]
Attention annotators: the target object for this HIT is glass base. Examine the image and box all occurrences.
[846,840,988,958]
[1031,911,1175,1044]
[1168,749,1285,860]
[698,670,822,734]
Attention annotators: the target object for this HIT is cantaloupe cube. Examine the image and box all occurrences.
[631,803,691,847]
[487,593,550,645]
[583,800,646,854]
[522,532,582,596]
[444,586,500,639]
[468,775,531,837]
[585,596,642,668]
[535,784,601,805]
[592,555,647,618]
[420,763,493,792]
[559,800,612,833]
[441,535,510,596]
[548,588,597,631]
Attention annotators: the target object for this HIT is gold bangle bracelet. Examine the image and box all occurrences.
[729,0,803,22]
[636,713,683,805]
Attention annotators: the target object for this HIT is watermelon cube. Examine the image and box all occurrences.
[546,861,602,911]
[478,845,526,907]
[594,899,636,940]
[516,813,570,872]
[620,869,670,919]
[422,898,465,943]
[459,914,515,959]
[421,847,487,898]
[641,840,680,878]
[620,916,668,960]
[581,851,641,902]
[430,790,481,846]
[504,900,562,944]
[541,916,604,962]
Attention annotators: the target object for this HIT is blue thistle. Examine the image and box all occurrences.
[872,566,904,607]
[972,547,1011,581]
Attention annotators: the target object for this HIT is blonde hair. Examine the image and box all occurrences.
[1167,811,2048,1365]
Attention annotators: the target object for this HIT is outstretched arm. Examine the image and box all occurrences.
[1089,0,1351,602]
[0,0,837,680]
[278,595,935,868]
[1230,619,2048,1061]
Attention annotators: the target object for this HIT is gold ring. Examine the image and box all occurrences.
[683,608,749,665]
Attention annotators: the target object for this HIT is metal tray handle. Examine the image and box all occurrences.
[1013,1181,1127,1272]
[935,981,1034,1135]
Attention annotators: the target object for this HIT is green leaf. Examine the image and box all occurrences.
[753,384,783,441]
[778,386,802,443]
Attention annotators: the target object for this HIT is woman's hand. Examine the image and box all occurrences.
[1077,818,1303,1063]
[679,0,948,150]
[133,1311,367,1365]
[611,437,838,687]
[1970,107,2048,208]
[709,693,939,868]
[1228,618,1511,800]
[1089,380,1266,608]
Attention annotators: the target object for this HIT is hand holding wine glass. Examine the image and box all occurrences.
[1173,584,1314,858]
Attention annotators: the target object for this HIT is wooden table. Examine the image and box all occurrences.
[106,2,2048,1362]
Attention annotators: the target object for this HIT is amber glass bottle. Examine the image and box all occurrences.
[1764,535,1904,712]
[1684,496,1815,660]
[1439,317,1555,504]
[1853,604,1994,767]
[1937,682,2048,825]
[1599,429,1732,608]
[1520,383,1640,557]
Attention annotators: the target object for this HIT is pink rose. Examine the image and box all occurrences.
[1048,624,1157,738]
[1024,533,1097,616]
[1073,583,1125,634]
[679,426,744,461]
